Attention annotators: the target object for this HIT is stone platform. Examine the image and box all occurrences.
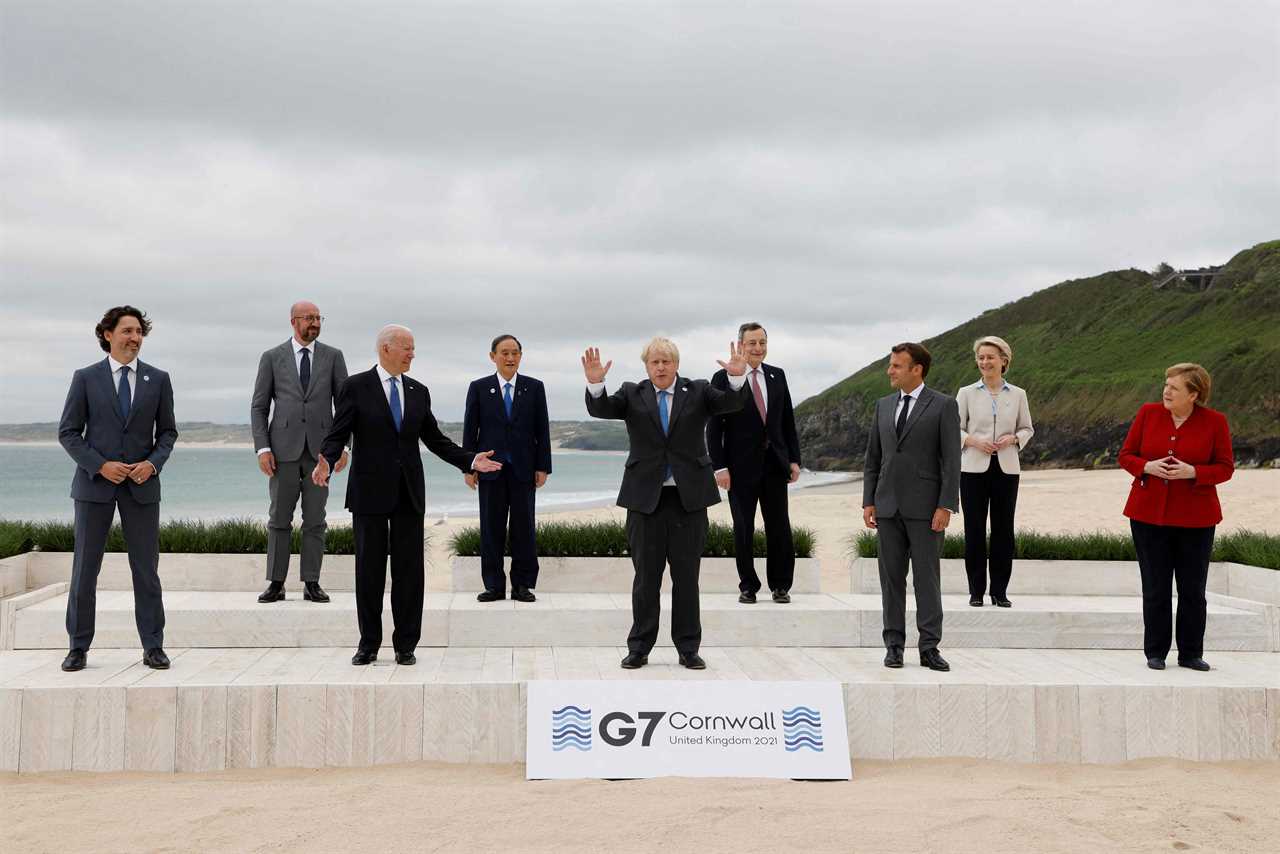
[1,646,1276,773]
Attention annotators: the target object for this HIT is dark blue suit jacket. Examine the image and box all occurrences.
[58,358,178,504]
[462,374,552,483]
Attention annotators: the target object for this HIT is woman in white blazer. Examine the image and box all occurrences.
[957,336,1034,608]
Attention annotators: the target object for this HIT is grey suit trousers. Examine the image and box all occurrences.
[66,491,164,651]
[877,514,944,651]
[266,451,328,582]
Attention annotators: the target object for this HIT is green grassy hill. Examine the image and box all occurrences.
[796,240,1280,470]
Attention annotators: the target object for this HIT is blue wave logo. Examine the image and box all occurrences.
[551,704,592,752]
[781,705,823,752]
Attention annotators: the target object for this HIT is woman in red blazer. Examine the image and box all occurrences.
[1119,363,1233,672]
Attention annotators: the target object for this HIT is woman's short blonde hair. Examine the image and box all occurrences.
[1166,363,1212,406]
[640,337,680,365]
[973,335,1012,374]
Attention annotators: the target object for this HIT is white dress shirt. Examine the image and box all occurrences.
[496,371,519,401]
[292,336,314,377]
[107,355,138,402]
[746,365,769,412]
[893,382,925,423]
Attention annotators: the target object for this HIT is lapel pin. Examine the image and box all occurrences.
[490,388,495,394]
[143,375,150,382]
[769,373,775,379]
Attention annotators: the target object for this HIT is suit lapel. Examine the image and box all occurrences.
[508,377,526,423]
[97,359,125,426]
[301,343,323,402]
[400,374,421,434]
[667,375,690,433]
[638,381,664,435]
[896,389,934,446]
[124,360,153,429]
[761,365,778,427]
[370,368,397,432]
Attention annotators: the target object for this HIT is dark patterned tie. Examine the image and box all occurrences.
[118,366,132,422]
[299,348,311,393]
[895,392,910,437]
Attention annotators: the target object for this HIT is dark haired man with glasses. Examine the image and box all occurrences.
[250,300,349,604]
[58,305,177,672]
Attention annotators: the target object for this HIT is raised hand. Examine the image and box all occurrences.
[472,450,503,473]
[312,454,331,486]
[716,341,748,376]
[581,347,612,384]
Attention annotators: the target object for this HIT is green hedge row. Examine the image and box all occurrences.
[849,528,1280,570]
[449,520,816,559]
[0,518,358,557]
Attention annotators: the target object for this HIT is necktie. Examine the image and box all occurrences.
[751,370,767,423]
[658,390,672,481]
[503,382,513,419]
[118,366,132,422]
[299,348,311,393]
[895,392,910,437]
[389,377,403,432]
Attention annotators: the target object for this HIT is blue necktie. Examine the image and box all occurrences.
[503,382,513,419]
[659,390,672,481]
[118,366,132,422]
[389,377,403,432]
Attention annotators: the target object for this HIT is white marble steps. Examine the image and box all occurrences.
[9,590,1272,652]
[450,556,823,594]
[1,647,1277,772]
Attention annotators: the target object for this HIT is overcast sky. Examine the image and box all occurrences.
[2,1,1276,423]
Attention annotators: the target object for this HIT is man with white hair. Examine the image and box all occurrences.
[582,337,750,670]
[314,324,503,665]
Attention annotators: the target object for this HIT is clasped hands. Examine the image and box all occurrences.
[967,434,1017,455]
[1142,456,1196,481]
[99,460,156,485]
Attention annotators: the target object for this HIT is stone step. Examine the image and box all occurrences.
[3,646,1277,772]
[450,556,822,593]
[9,590,1273,652]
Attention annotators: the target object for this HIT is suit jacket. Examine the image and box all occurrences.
[956,381,1034,474]
[862,385,961,519]
[1118,403,1233,528]
[250,339,348,461]
[320,367,474,516]
[58,358,178,505]
[706,364,802,481]
[585,375,750,514]
[462,374,552,483]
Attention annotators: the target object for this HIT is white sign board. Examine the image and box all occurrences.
[526,680,851,780]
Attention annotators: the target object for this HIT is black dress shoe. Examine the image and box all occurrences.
[969,596,983,607]
[678,653,707,670]
[883,646,904,669]
[738,590,757,604]
[919,649,950,672]
[258,581,285,603]
[61,649,87,672]
[303,581,330,603]
[351,649,378,666]
[620,652,648,669]
[395,651,416,666]
[476,589,505,602]
[1147,657,1166,670]
[143,648,170,669]
[771,589,791,604]
[512,586,536,603]
[991,595,1012,608]
[1178,657,1210,671]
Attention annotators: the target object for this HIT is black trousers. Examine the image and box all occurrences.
[66,490,165,652]
[478,467,539,593]
[352,477,425,654]
[1130,519,1214,662]
[625,486,707,656]
[960,456,1020,599]
[727,462,795,594]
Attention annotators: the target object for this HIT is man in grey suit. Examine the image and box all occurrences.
[862,342,961,672]
[250,301,349,603]
[58,306,178,672]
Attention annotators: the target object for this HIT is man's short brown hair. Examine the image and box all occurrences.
[95,306,152,353]
[891,342,932,378]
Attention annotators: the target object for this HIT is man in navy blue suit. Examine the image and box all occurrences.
[462,334,552,602]
[58,306,178,672]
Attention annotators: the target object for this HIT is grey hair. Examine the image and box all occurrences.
[376,324,413,354]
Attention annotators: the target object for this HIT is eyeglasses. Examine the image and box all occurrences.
[292,315,324,323]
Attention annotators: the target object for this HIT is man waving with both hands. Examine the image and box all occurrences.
[583,338,752,671]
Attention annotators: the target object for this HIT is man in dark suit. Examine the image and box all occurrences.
[462,334,552,603]
[862,342,961,672]
[250,300,349,604]
[707,322,803,604]
[583,338,750,670]
[57,306,178,672]
[312,324,502,666]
